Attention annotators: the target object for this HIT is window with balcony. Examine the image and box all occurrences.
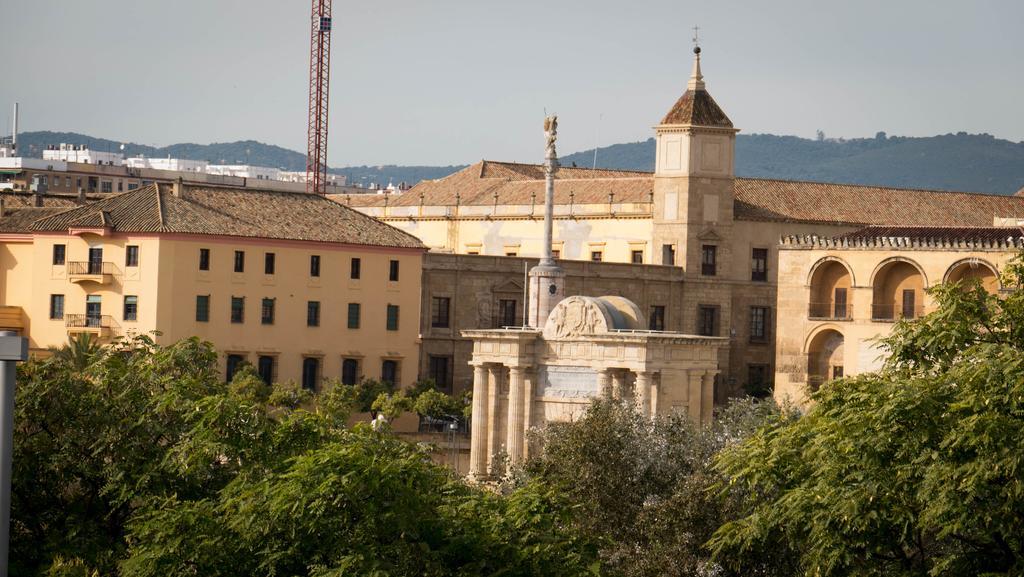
[348,303,361,329]
[231,297,244,323]
[386,305,399,331]
[871,259,925,321]
[751,248,768,282]
[809,260,853,319]
[125,245,139,267]
[431,296,450,328]
[701,245,717,276]
[123,296,138,321]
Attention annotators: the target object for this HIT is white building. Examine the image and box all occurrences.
[125,156,209,172]
[43,144,123,166]
[205,164,281,180]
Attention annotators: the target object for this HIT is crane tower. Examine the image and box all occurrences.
[306,0,332,194]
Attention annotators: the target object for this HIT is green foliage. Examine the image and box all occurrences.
[520,398,792,577]
[413,388,465,419]
[709,255,1024,576]
[370,390,413,421]
[226,362,271,403]
[13,335,596,576]
[46,333,104,371]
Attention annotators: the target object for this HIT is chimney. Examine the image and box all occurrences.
[77,187,86,205]
[172,176,183,197]
[0,196,5,217]
[11,103,18,154]
[31,176,47,207]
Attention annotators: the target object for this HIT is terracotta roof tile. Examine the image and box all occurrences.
[29,184,424,249]
[660,89,733,127]
[0,207,68,233]
[839,225,1024,242]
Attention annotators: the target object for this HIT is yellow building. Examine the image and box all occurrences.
[0,182,425,389]
[773,225,1022,407]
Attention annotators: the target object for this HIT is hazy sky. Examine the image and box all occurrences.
[2,0,1022,166]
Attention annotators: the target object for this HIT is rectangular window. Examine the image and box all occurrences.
[341,358,360,385]
[234,250,245,273]
[750,306,769,342]
[662,244,675,266]
[701,245,717,276]
[381,359,398,386]
[649,305,665,331]
[350,257,361,279]
[551,249,560,258]
[257,355,275,385]
[498,299,517,327]
[226,354,245,383]
[428,355,453,390]
[698,305,718,336]
[348,303,361,329]
[100,181,113,193]
[307,301,321,327]
[386,304,399,331]
[125,245,139,267]
[389,260,399,281]
[834,288,848,318]
[431,296,450,328]
[302,357,320,391]
[748,364,771,397]
[261,298,275,325]
[505,251,518,257]
[123,295,138,321]
[49,294,64,320]
[231,297,245,323]
[199,248,210,271]
[631,250,644,264]
[65,177,71,188]
[590,251,603,262]
[52,244,66,265]
[264,252,275,275]
[310,254,321,277]
[902,289,916,319]
[751,248,768,282]
[832,366,844,380]
[196,295,210,322]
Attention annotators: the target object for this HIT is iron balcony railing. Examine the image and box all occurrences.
[871,304,926,321]
[808,302,851,320]
[65,313,116,329]
[67,261,117,276]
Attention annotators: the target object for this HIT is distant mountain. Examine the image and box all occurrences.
[13,130,1024,195]
[563,133,1024,195]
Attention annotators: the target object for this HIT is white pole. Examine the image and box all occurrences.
[0,330,28,577]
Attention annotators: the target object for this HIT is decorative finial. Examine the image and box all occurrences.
[688,26,705,91]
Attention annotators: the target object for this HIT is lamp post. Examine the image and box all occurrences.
[0,331,27,577]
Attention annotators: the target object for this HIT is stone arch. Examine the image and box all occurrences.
[804,326,845,391]
[807,257,856,319]
[870,257,929,320]
[869,256,929,289]
[943,258,1000,292]
[806,255,857,287]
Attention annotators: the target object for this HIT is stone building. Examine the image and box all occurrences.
[342,46,1024,400]
[464,295,724,479]
[773,226,1024,406]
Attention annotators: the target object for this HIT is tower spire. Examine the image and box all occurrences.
[688,27,704,91]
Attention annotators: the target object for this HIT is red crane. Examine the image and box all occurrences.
[306,0,332,195]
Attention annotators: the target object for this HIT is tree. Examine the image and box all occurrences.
[709,256,1024,576]
[519,398,793,577]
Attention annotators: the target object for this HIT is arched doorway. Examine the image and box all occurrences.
[806,329,844,390]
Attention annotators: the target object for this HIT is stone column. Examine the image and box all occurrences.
[597,369,612,399]
[468,364,490,480]
[701,371,717,424]
[522,369,535,460]
[650,373,660,417]
[505,366,527,466]
[611,371,626,401]
[486,365,503,475]
[635,371,652,418]
[688,370,705,423]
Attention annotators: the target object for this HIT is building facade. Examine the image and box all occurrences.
[0,182,425,388]
[773,226,1023,406]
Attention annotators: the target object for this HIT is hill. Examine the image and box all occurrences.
[12,131,1024,195]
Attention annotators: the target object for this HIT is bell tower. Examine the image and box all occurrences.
[651,43,739,276]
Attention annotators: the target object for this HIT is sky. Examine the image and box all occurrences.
[2,0,1022,166]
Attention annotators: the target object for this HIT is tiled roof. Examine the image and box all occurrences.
[0,192,82,209]
[351,161,1024,228]
[839,225,1024,242]
[0,207,69,233]
[660,89,733,128]
[27,184,424,248]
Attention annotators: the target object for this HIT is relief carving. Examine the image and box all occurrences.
[544,296,608,339]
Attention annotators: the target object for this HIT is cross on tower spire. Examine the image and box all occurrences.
[692,25,700,49]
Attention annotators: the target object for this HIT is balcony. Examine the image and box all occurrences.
[67,261,117,285]
[871,304,925,322]
[65,314,118,338]
[808,302,851,321]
